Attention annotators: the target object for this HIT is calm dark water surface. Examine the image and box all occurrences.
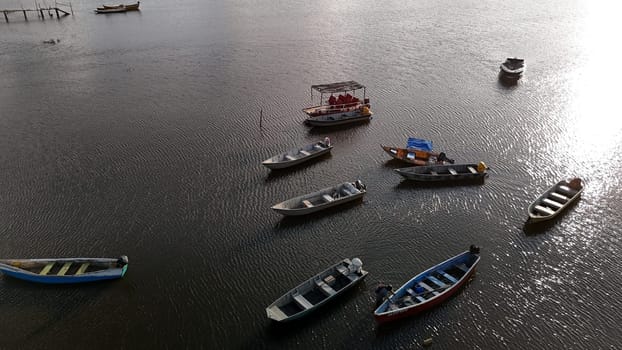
[1,0,621,348]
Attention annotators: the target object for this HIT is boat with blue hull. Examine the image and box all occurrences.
[0,256,128,284]
[373,246,480,324]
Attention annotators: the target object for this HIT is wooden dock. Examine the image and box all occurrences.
[2,2,73,22]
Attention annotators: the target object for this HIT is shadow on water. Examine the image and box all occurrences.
[305,120,371,136]
[497,72,521,88]
[263,154,333,183]
[394,178,486,190]
[522,199,581,235]
[382,159,411,169]
[273,198,366,230]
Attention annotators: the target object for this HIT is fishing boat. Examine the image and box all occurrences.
[266,258,368,322]
[262,138,333,170]
[381,145,454,166]
[303,81,370,117]
[395,162,488,182]
[527,178,584,223]
[0,256,128,284]
[95,2,139,13]
[271,180,366,216]
[95,6,127,13]
[499,57,525,80]
[373,246,480,324]
[304,107,372,127]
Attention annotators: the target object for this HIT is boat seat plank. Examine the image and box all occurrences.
[430,171,438,175]
[322,194,334,202]
[285,155,297,161]
[407,288,427,302]
[315,279,337,296]
[313,145,323,150]
[542,198,563,209]
[76,263,90,275]
[336,265,357,281]
[418,281,440,295]
[534,205,555,215]
[439,271,458,283]
[299,150,311,156]
[292,293,313,310]
[427,275,447,288]
[467,166,477,174]
[302,200,313,208]
[39,263,54,275]
[550,192,568,203]
[557,185,576,197]
[448,168,458,175]
[456,263,469,273]
[57,262,72,276]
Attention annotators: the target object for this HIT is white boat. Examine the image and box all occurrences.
[271,180,366,216]
[266,258,368,322]
[527,178,584,223]
[304,107,372,127]
[302,81,372,127]
[262,138,333,170]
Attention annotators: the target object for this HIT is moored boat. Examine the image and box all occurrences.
[262,138,333,170]
[395,162,488,182]
[302,81,370,118]
[499,57,525,80]
[271,180,366,216]
[304,107,372,127]
[0,256,128,284]
[266,258,368,322]
[95,2,139,12]
[373,246,480,324]
[381,145,454,166]
[527,178,584,223]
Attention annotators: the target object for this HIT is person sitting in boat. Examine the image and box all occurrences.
[375,283,394,307]
[336,94,345,107]
[568,178,582,190]
[323,136,331,147]
[328,94,337,106]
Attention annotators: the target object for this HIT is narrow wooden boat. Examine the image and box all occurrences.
[124,2,140,11]
[95,7,127,13]
[262,138,333,170]
[302,81,370,118]
[500,57,525,80]
[395,162,488,182]
[271,180,366,216]
[95,2,138,12]
[304,107,372,127]
[381,145,454,166]
[266,258,368,322]
[373,246,480,324]
[527,178,584,223]
[0,256,128,284]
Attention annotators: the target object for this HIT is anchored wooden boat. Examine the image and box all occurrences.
[0,256,128,284]
[95,6,126,13]
[303,81,370,118]
[271,180,366,216]
[95,2,139,13]
[500,57,525,80]
[381,145,454,166]
[304,107,372,127]
[527,178,584,223]
[266,258,368,322]
[373,246,480,324]
[395,162,488,182]
[262,138,333,170]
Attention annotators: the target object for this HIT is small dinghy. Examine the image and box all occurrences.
[395,162,488,182]
[0,256,128,284]
[262,138,333,170]
[381,145,454,166]
[373,246,480,324]
[271,180,366,216]
[527,178,584,223]
[266,258,368,322]
[499,57,525,80]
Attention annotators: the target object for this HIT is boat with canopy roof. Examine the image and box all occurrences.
[303,81,372,126]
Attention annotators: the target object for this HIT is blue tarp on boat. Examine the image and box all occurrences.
[407,138,433,151]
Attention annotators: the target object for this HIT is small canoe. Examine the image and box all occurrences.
[262,138,333,170]
[304,106,372,127]
[527,178,584,223]
[271,180,366,216]
[95,7,127,13]
[381,145,454,166]
[266,258,368,322]
[500,57,525,79]
[395,162,488,182]
[373,246,480,324]
[0,256,128,284]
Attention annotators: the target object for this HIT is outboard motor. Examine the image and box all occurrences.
[469,245,480,254]
[354,180,366,191]
[117,255,129,267]
[324,136,331,147]
[349,258,363,274]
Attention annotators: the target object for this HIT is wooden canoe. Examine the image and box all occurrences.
[395,162,488,182]
[527,178,584,223]
[266,258,368,322]
[0,256,128,284]
[373,246,480,324]
[271,180,366,216]
[262,139,333,170]
[381,145,454,166]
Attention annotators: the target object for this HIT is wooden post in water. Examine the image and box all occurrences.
[23,9,28,21]
[3,11,8,22]
[54,8,59,18]
[259,109,263,128]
